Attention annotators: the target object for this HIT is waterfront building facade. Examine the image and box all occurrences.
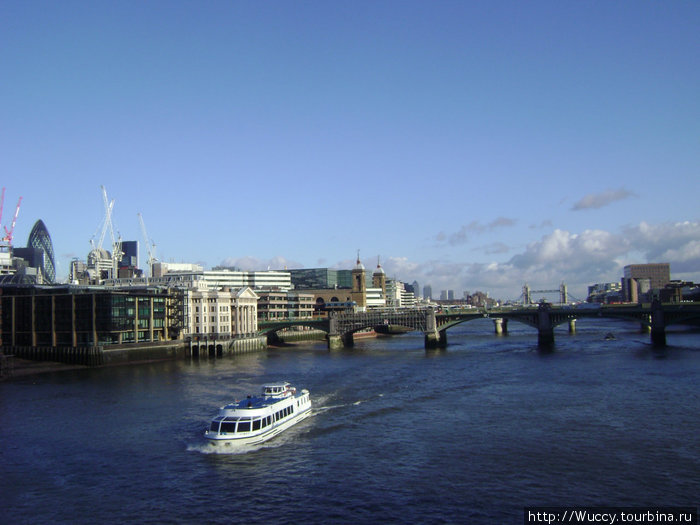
[108,268,292,291]
[256,290,314,321]
[385,279,416,308]
[290,268,354,290]
[587,282,623,303]
[622,263,671,303]
[152,262,204,277]
[0,284,183,347]
[365,287,386,308]
[186,286,258,339]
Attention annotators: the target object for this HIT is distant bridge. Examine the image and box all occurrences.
[257,302,700,349]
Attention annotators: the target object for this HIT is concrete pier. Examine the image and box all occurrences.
[537,304,555,348]
[327,332,354,350]
[493,318,508,335]
[650,301,666,347]
[425,329,447,348]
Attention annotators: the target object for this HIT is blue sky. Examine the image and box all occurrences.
[2,1,698,300]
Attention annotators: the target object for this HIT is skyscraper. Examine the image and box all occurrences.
[25,220,56,283]
[411,280,420,299]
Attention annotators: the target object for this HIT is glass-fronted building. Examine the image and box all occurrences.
[25,220,56,283]
[1,284,183,346]
[289,268,354,289]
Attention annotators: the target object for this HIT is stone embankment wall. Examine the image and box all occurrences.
[2,345,105,366]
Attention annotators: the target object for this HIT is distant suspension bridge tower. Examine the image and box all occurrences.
[522,283,568,304]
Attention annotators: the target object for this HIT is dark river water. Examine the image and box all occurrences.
[1,319,698,524]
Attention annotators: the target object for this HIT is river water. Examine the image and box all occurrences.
[1,319,698,524]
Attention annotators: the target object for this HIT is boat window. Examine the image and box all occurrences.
[267,416,272,426]
[221,421,237,433]
[210,421,221,432]
[252,418,261,431]
[238,420,251,432]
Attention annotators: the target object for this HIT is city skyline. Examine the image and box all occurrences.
[2,2,699,300]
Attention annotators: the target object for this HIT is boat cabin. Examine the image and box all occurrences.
[262,383,294,398]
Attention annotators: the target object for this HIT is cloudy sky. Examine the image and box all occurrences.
[2,1,698,301]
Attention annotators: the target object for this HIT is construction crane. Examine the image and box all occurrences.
[89,189,114,253]
[137,212,158,277]
[100,185,123,273]
[0,187,23,249]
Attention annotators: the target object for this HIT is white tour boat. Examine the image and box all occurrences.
[204,382,311,448]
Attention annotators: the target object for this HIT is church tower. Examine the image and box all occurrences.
[351,251,367,310]
[373,256,386,295]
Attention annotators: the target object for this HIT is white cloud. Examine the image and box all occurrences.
[572,188,636,210]
[437,217,517,246]
[218,255,304,271]
[387,221,700,300]
[482,242,510,255]
[622,221,700,273]
[219,220,700,302]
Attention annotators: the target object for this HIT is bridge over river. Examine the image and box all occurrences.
[257,301,700,349]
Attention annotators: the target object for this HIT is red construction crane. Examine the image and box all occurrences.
[0,187,23,246]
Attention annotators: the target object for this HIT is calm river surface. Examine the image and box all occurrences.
[2,319,699,524]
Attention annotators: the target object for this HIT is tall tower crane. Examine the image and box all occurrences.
[0,187,23,250]
[138,212,158,278]
[100,186,122,276]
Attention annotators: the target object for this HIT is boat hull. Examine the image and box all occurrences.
[204,384,312,448]
[206,406,311,447]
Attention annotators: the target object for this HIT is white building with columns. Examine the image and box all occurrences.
[186,285,259,339]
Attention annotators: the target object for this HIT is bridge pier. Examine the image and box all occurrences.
[424,329,447,349]
[493,318,508,336]
[538,328,555,348]
[650,301,666,347]
[267,332,283,346]
[537,303,555,349]
[568,319,576,334]
[327,332,354,350]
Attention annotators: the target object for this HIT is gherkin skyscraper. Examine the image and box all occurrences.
[27,220,56,283]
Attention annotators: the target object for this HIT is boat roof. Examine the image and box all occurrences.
[262,382,291,389]
[223,397,272,410]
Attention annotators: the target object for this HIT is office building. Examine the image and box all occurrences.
[622,263,671,302]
